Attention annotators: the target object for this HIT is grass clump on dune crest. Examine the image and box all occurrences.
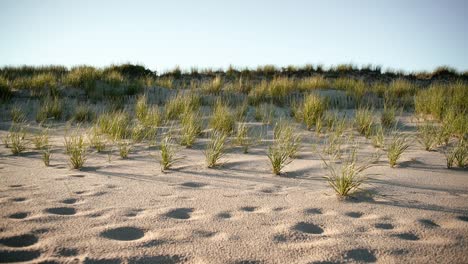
[203,75,223,94]
[205,132,228,168]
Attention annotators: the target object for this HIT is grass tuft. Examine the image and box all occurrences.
[159,133,179,171]
[321,148,371,199]
[205,132,228,168]
[65,134,87,169]
[9,128,27,155]
[355,106,374,138]
[386,132,410,168]
[210,100,235,134]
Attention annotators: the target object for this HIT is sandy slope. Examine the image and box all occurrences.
[0,127,467,264]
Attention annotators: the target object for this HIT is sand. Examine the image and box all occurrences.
[0,123,467,264]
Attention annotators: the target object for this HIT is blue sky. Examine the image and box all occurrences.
[1,0,467,73]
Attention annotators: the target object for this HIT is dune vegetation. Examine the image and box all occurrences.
[1,63,467,198]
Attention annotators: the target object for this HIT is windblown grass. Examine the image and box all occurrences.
[417,122,439,151]
[135,95,149,122]
[180,110,201,148]
[97,111,131,139]
[159,133,180,171]
[235,122,256,154]
[74,104,95,123]
[386,132,410,168]
[203,75,223,94]
[42,147,51,166]
[88,126,106,152]
[381,104,398,129]
[10,104,26,123]
[205,132,228,168]
[321,148,372,199]
[65,134,87,169]
[9,128,27,155]
[267,122,299,175]
[118,140,132,159]
[0,76,12,101]
[355,106,374,138]
[297,93,326,130]
[36,97,63,123]
[33,129,49,150]
[210,101,235,134]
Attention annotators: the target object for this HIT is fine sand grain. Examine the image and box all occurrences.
[0,127,467,264]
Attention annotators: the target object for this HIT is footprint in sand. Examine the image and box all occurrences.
[304,208,323,215]
[193,230,217,238]
[418,219,440,228]
[393,232,420,241]
[128,255,188,264]
[9,212,30,220]
[240,206,257,212]
[216,212,232,219]
[54,247,79,257]
[374,223,394,230]
[61,198,78,205]
[272,207,287,212]
[124,209,144,218]
[165,208,194,220]
[293,222,324,234]
[70,174,85,178]
[231,260,264,264]
[45,207,76,216]
[100,227,145,241]
[344,248,377,263]
[10,197,27,202]
[0,234,38,247]
[83,257,122,264]
[0,249,41,263]
[345,212,364,218]
[180,182,207,188]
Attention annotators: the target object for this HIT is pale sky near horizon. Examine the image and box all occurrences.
[1,0,467,73]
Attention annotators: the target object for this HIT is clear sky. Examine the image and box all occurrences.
[1,0,467,73]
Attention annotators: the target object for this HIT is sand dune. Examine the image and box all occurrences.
[1,127,468,264]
